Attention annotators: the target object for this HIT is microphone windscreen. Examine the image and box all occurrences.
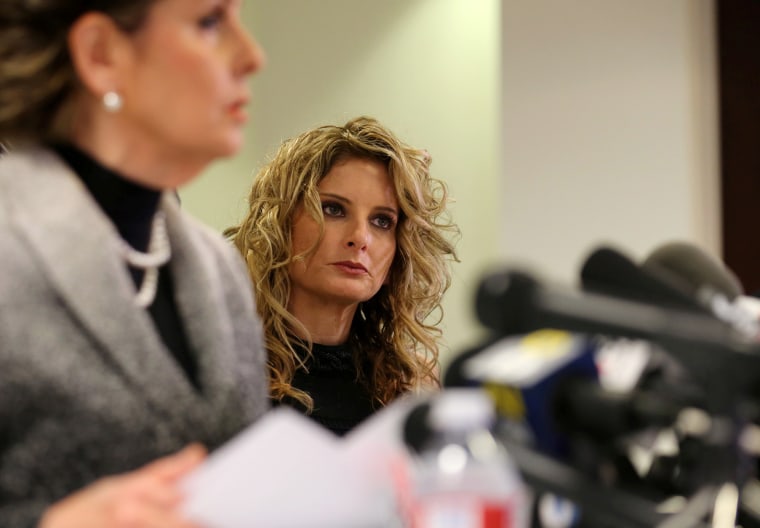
[580,246,707,313]
[475,268,537,336]
[642,242,743,300]
[401,402,432,454]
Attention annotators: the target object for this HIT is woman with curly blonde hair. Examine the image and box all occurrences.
[227,116,459,435]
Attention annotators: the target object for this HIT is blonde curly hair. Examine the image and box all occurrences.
[226,116,459,410]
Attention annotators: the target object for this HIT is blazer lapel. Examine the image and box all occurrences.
[163,197,244,420]
[3,149,206,440]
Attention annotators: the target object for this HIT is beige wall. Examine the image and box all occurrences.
[180,0,718,369]
[499,0,719,285]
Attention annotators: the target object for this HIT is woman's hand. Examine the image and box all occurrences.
[39,444,206,528]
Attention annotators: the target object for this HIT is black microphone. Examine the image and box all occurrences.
[579,244,703,394]
[642,241,759,340]
[642,241,743,300]
[473,266,760,511]
[474,268,760,408]
[579,245,711,314]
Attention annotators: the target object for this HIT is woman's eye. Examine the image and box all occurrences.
[199,8,224,30]
[373,215,396,230]
[322,202,344,217]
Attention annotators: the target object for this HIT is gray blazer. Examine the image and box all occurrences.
[0,148,269,527]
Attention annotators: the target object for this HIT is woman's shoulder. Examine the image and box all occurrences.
[0,146,68,189]
[0,146,86,271]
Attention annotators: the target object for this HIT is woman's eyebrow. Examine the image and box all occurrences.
[319,192,399,215]
[319,192,349,203]
[376,205,399,216]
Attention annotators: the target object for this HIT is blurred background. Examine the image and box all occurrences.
[180,0,735,369]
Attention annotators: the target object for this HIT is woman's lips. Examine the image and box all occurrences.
[228,99,249,124]
[333,261,368,275]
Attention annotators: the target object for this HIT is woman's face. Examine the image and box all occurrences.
[288,157,399,313]
[116,0,263,165]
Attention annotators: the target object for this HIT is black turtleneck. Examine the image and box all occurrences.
[274,342,377,436]
[53,144,198,387]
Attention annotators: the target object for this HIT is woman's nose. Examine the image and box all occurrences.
[346,221,369,250]
[232,19,267,78]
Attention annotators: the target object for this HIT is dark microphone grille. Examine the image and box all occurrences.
[642,241,743,300]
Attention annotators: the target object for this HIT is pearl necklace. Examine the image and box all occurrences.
[118,211,171,308]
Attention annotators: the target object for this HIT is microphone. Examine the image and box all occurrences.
[579,245,710,314]
[441,329,710,528]
[642,241,743,300]
[445,330,598,458]
[577,247,735,489]
[443,330,683,459]
[471,268,760,516]
[474,268,760,408]
[578,245,730,403]
[642,241,759,340]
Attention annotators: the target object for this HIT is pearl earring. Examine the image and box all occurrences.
[102,91,123,112]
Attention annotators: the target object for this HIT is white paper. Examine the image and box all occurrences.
[181,401,424,528]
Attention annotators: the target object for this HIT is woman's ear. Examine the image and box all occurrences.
[67,12,130,98]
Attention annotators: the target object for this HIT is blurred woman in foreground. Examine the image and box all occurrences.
[0,1,268,526]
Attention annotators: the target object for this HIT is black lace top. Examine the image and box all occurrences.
[275,342,377,437]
